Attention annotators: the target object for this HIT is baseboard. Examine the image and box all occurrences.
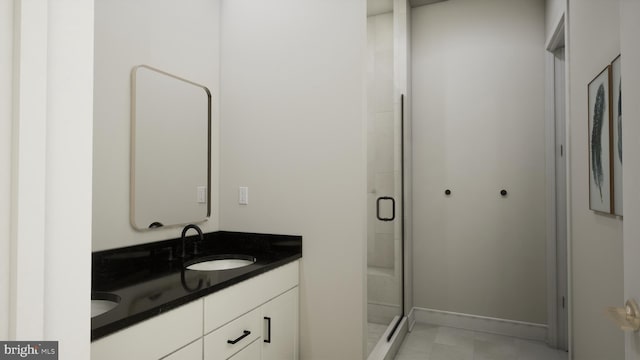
[412,307,547,341]
[407,307,416,332]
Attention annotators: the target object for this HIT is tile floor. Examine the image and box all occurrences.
[394,324,568,360]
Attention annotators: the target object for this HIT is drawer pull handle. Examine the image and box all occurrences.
[264,317,272,343]
[227,330,251,345]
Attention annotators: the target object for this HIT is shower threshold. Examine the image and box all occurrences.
[367,315,408,360]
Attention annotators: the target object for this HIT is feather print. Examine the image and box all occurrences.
[591,83,606,202]
[618,80,622,164]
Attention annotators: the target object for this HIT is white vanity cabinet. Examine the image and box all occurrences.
[204,308,262,359]
[261,287,299,360]
[91,299,203,360]
[227,339,262,360]
[163,339,203,360]
[202,287,299,360]
[203,261,299,360]
[92,260,299,360]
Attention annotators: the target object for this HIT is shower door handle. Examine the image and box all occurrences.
[376,197,395,221]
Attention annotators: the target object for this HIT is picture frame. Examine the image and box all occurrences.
[611,54,623,216]
[587,65,613,213]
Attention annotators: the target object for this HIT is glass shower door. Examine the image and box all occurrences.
[366,3,404,356]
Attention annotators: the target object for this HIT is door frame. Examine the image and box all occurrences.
[8,1,94,354]
[620,1,640,358]
[544,12,570,352]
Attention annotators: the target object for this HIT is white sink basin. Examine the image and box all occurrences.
[91,299,119,318]
[186,256,256,271]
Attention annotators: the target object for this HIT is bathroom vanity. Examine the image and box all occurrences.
[91,231,302,360]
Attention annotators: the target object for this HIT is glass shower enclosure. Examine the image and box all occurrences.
[366,0,406,356]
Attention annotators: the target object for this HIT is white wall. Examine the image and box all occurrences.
[93,0,221,251]
[0,0,13,340]
[218,0,367,359]
[568,0,624,359]
[545,0,565,44]
[411,0,547,324]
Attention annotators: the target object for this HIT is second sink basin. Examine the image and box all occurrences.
[186,255,256,271]
[91,293,120,318]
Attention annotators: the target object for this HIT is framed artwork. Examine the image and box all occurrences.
[611,54,623,216]
[588,66,613,213]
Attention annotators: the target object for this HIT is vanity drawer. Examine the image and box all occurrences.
[204,307,262,360]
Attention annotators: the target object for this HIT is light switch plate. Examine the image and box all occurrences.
[239,186,249,205]
[197,186,207,204]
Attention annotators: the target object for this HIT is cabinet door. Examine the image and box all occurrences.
[262,287,298,360]
[163,339,202,360]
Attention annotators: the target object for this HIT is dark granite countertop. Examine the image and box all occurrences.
[91,231,302,341]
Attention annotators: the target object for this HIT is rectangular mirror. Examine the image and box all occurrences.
[131,65,211,230]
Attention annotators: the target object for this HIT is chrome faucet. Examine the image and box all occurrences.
[181,224,204,258]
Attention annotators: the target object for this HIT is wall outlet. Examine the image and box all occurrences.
[239,186,248,205]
